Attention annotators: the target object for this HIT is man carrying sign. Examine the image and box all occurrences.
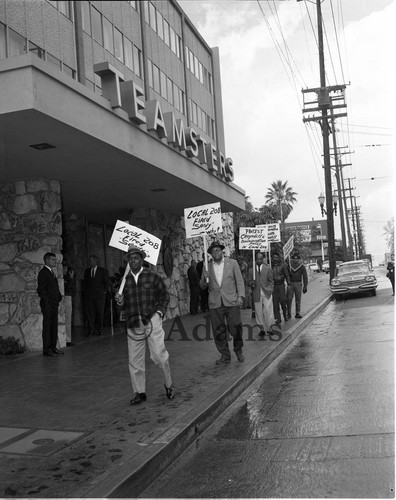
[200,241,245,365]
[115,245,175,405]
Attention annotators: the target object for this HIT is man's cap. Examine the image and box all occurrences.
[207,241,225,254]
[127,245,147,259]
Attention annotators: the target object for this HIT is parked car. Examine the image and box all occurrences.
[308,262,320,273]
[330,260,378,300]
[322,260,343,273]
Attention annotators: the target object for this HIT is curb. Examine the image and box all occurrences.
[86,294,332,498]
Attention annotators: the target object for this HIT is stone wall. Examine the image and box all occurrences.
[0,179,64,351]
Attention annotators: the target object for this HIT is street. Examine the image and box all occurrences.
[141,269,394,498]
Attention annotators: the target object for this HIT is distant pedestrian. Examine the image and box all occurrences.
[237,255,249,308]
[287,253,308,318]
[386,254,395,295]
[187,260,201,314]
[37,252,63,357]
[271,251,290,324]
[115,245,174,406]
[249,252,274,337]
[200,241,245,365]
[82,255,111,336]
[196,253,209,312]
[63,266,76,346]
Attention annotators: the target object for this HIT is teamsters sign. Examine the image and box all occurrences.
[94,62,234,183]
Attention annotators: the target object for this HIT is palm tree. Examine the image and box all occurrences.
[264,180,297,223]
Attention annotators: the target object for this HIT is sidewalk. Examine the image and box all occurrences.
[0,273,331,499]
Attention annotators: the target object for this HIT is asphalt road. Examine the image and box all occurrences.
[141,271,394,498]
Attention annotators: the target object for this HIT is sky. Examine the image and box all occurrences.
[179,0,395,264]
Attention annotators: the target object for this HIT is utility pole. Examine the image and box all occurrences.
[301,0,347,281]
[344,177,358,259]
[330,116,347,262]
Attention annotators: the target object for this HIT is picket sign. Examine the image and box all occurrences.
[283,235,294,260]
[184,202,223,272]
[109,220,162,267]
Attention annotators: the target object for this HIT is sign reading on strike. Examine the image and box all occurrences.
[184,202,222,238]
[239,227,269,250]
[109,220,161,265]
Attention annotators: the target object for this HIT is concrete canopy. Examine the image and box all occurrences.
[0,56,245,225]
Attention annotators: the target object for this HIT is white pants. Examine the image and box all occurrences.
[127,313,172,394]
[65,296,72,343]
[254,291,274,333]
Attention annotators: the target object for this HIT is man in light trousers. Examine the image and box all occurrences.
[115,245,174,405]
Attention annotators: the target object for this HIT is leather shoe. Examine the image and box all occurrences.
[236,351,245,362]
[295,313,302,319]
[43,351,57,357]
[215,356,231,365]
[165,384,175,400]
[52,348,64,355]
[130,393,147,405]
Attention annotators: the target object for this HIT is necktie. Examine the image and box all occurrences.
[257,265,261,275]
[91,267,95,278]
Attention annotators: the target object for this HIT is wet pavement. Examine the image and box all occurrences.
[141,275,394,498]
[0,272,334,498]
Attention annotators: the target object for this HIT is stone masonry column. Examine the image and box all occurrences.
[0,179,64,351]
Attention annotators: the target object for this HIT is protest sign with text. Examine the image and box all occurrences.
[239,227,269,250]
[283,235,294,259]
[184,202,222,238]
[109,220,161,266]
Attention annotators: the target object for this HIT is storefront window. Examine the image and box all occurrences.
[29,41,45,59]
[0,23,6,60]
[8,28,26,57]
[46,52,61,70]
[81,1,91,35]
[91,7,103,45]
[167,77,173,105]
[114,28,123,62]
[133,46,141,77]
[153,64,160,94]
[103,17,113,54]
[160,71,167,99]
[124,37,133,70]
[156,11,163,40]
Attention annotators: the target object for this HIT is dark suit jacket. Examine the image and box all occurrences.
[248,265,274,303]
[37,267,62,306]
[83,266,110,297]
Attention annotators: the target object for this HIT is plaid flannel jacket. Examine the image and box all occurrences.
[121,268,169,326]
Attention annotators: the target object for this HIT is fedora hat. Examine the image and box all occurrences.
[127,245,147,260]
[207,241,225,254]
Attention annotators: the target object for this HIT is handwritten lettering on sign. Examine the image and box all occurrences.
[239,227,268,250]
[184,202,222,238]
[109,220,161,266]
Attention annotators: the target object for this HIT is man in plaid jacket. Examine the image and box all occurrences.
[115,245,175,405]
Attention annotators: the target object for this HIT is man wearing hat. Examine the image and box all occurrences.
[200,241,245,364]
[115,245,174,405]
[287,252,308,319]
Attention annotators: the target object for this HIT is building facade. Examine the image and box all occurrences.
[0,0,245,350]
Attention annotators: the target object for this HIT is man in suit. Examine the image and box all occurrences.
[271,251,290,324]
[249,252,274,337]
[196,252,209,312]
[83,255,111,336]
[187,260,200,315]
[200,241,245,365]
[37,252,63,357]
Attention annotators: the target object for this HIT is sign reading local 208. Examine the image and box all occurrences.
[94,62,234,183]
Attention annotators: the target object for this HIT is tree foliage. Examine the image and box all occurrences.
[264,180,297,222]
